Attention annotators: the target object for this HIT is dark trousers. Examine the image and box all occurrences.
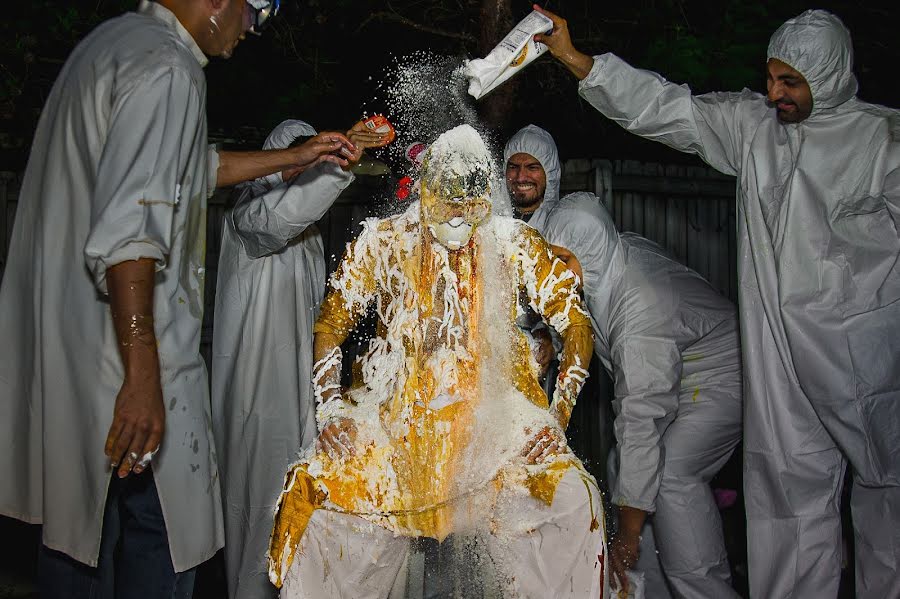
[39,469,195,599]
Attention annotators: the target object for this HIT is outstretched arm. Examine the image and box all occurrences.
[532,4,594,80]
[534,5,759,177]
[215,132,356,188]
[231,120,392,257]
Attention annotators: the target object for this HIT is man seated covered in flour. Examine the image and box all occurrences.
[268,125,609,599]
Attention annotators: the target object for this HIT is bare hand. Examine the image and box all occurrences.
[610,530,640,594]
[532,327,555,378]
[347,119,393,152]
[550,244,583,290]
[316,417,358,461]
[532,5,595,80]
[283,132,357,179]
[520,425,566,464]
[105,375,164,478]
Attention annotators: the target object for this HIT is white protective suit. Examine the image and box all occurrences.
[576,10,900,599]
[505,125,743,599]
[211,121,354,599]
[0,0,222,572]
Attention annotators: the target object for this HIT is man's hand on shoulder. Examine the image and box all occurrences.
[550,243,583,290]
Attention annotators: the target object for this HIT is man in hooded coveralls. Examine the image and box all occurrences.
[535,6,900,598]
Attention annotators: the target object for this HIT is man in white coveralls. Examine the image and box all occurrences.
[0,1,359,597]
[212,118,390,599]
[266,124,610,599]
[535,5,900,598]
[505,124,742,598]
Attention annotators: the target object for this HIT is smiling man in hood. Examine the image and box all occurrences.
[535,6,900,598]
[505,125,743,599]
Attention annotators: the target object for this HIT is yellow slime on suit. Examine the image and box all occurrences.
[268,125,607,598]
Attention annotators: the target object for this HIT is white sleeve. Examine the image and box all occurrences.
[578,53,765,177]
[608,262,682,512]
[84,66,203,293]
[207,144,220,195]
[231,164,354,259]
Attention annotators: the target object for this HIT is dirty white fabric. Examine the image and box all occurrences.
[211,120,353,599]
[577,10,900,598]
[0,0,222,572]
[505,125,743,599]
[280,467,608,599]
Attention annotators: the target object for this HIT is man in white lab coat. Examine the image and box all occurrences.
[0,2,357,597]
[212,119,388,599]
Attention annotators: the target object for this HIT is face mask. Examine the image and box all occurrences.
[420,182,491,251]
[429,217,475,250]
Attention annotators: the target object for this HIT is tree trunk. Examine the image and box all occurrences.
[477,0,516,134]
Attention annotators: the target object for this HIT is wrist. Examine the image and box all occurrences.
[121,337,160,379]
[315,398,351,432]
[560,49,593,80]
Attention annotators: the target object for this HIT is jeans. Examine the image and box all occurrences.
[39,469,196,599]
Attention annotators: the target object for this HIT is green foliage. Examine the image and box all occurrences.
[1,0,897,165]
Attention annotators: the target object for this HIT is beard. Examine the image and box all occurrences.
[510,191,543,216]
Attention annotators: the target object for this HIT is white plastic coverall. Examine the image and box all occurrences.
[505,125,743,599]
[576,10,900,598]
[0,0,222,572]
[212,121,354,599]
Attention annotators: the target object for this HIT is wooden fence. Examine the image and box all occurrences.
[560,158,738,302]
[0,162,737,372]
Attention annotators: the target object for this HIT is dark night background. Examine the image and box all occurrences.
[0,1,897,597]
[2,1,898,169]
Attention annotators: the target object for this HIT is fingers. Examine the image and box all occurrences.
[521,427,564,464]
[104,417,126,463]
[317,154,350,169]
[134,444,159,474]
[308,140,346,156]
[118,427,148,478]
[318,422,356,461]
[107,421,135,473]
[347,131,390,147]
[111,414,164,477]
[532,4,564,29]
[610,536,638,593]
[524,437,547,463]
[316,132,354,148]
[133,427,162,475]
[611,557,630,595]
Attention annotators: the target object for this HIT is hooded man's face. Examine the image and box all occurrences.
[505,153,547,215]
[766,58,813,123]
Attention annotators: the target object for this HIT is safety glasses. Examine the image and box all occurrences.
[248,0,280,36]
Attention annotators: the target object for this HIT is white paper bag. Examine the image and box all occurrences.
[465,10,553,100]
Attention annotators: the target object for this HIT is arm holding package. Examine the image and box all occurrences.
[231,164,355,259]
[607,271,682,512]
[578,54,765,177]
[521,227,593,429]
[311,220,379,428]
[84,66,203,292]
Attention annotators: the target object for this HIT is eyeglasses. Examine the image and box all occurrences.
[248,0,280,36]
